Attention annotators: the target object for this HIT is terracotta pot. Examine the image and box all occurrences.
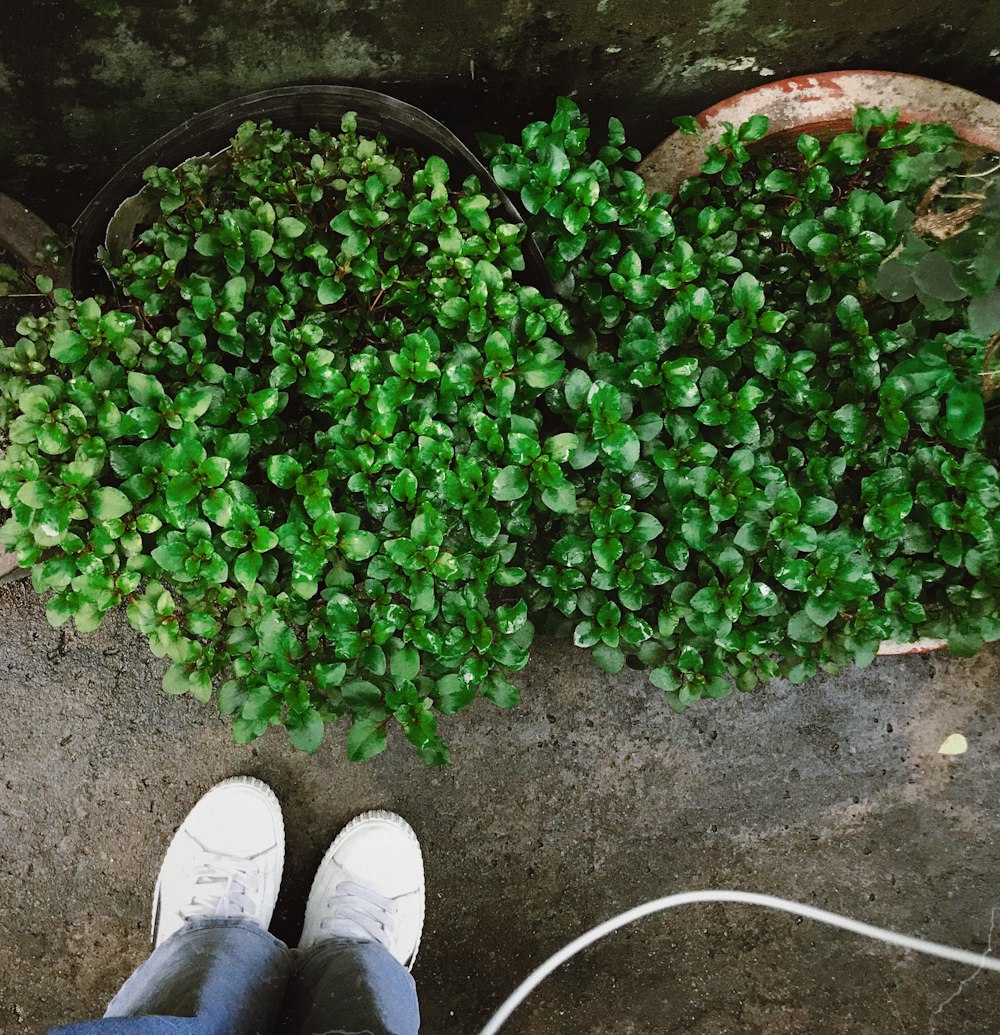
[640,71,1000,658]
[639,70,1000,197]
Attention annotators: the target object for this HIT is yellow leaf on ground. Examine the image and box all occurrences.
[938,733,968,756]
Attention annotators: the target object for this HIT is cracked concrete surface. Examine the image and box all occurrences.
[1,579,999,1033]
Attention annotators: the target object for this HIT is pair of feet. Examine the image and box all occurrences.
[152,776,425,969]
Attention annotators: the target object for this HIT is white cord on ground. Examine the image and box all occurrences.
[476,889,1000,1035]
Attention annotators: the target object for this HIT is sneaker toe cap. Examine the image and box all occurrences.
[336,819,424,896]
[187,781,284,857]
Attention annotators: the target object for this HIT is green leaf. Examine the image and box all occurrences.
[797,134,821,162]
[493,466,529,501]
[732,272,765,313]
[166,473,199,506]
[17,482,50,510]
[946,385,984,441]
[650,666,679,692]
[689,287,714,321]
[470,508,501,546]
[128,372,165,407]
[802,497,838,526]
[248,230,274,259]
[482,673,519,708]
[807,233,839,257]
[347,716,388,761]
[562,202,589,235]
[602,425,640,470]
[234,551,263,590]
[340,530,379,561]
[19,386,53,419]
[522,357,565,389]
[278,217,307,239]
[266,454,303,489]
[343,680,383,705]
[248,388,283,420]
[541,482,577,514]
[564,368,593,409]
[827,132,867,164]
[913,252,965,302]
[50,329,88,363]
[631,512,663,542]
[691,586,721,614]
[787,611,825,643]
[739,115,769,142]
[592,536,624,571]
[391,469,418,504]
[392,644,420,681]
[202,490,233,527]
[222,275,247,311]
[286,708,324,753]
[763,169,797,193]
[151,541,189,575]
[92,486,132,520]
[318,278,346,306]
[201,456,230,487]
[969,289,1000,338]
[342,230,369,257]
[877,258,916,302]
[435,674,476,713]
[217,680,247,715]
[805,595,840,627]
[591,642,625,674]
[163,664,212,702]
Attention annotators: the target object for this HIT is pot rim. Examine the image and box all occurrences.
[639,69,1000,196]
[72,82,547,293]
[0,191,59,276]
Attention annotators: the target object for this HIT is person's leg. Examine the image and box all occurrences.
[50,919,290,1035]
[285,938,419,1035]
[50,777,289,1035]
[283,811,423,1035]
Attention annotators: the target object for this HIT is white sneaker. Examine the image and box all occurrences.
[151,776,285,948]
[299,810,425,970]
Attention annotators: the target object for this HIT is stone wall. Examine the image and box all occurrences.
[2,0,999,227]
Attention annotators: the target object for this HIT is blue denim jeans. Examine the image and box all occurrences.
[48,917,420,1035]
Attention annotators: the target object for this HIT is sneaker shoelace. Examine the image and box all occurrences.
[179,850,263,922]
[319,880,398,945]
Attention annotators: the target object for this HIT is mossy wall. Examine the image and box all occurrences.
[2,0,999,228]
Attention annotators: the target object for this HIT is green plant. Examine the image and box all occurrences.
[75,0,122,17]
[0,260,25,297]
[0,115,573,762]
[3,98,999,759]
[876,144,1000,341]
[482,99,1000,708]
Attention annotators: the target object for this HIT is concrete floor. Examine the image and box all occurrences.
[1,577,999,1034]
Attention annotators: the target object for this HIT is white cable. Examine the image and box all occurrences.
[476,889,1000,1035]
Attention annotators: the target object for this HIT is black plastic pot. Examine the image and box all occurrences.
[72,84,548,293]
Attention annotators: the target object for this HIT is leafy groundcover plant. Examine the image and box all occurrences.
[0,116,573,762]
[1,100,998,759]
[483,99,1000,707]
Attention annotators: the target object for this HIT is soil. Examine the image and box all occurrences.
[2,577,1000,1035]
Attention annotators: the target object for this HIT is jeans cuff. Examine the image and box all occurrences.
[161,916,289,953]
